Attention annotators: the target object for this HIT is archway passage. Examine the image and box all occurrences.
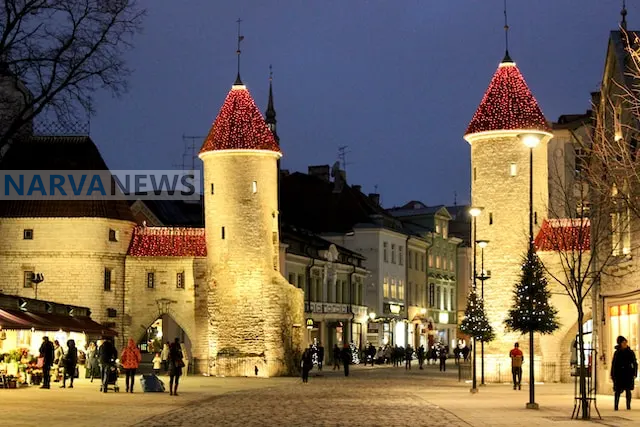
[137,314,193,375]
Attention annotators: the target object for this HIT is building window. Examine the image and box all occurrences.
[104,268,112,291]
[414,252,418,270]
[408,250,412,269]
[421,254,425,272]
[489,213,493,225]
[221,226,225,240]
[391,279,397,299]
[147,272,155,289]
[297,274,304,290]
[288,273,296,285]
[609,304,638,360]
[612,208,631,256]
[443,223,448,239]
[398,280,404,300]
[211,183,215,194]
[23,229,33,240]
[429,284,435,307]
[428,254,433,268]
[436,286,442,310]
[391,244,396,264]
[176,272,185,289]
[252,181,258,193]
[510,163,517,176]
[23,271,33,288]
[109,229,118,242]
[436,255,441,269]
[448,288,454,310]
[399,246,404,266]
[473,167,477,181]
[336,280,343,303]
[436,222,441,233]
[383,276,390,298]
[383,242,388,262]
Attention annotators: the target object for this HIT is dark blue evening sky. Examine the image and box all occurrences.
[89,0,629,208]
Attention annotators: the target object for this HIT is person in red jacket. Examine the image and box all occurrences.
[120,338,142,393]
[509,342,524,390]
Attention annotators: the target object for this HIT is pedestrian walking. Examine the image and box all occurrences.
[611,335,638,410]
[341,343,352,377]
[317,344,324,371]
[405,345,413,370]
[301,347,313,383]
[509,342,524,390]
[61,339,78,388]
[438,345,447,372]
[152,352,162,375]
[417,345,425,370]
[332,344,341,370]
[85,342,98,382]
[98,337,118,393]
[39,336,54,389]
[121,338,142,393]
[161,342,170,373]
[168,338,185,396]
[53,340,64,382]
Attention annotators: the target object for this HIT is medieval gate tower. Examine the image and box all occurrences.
[199,74,304,377]
[464,54,553,372]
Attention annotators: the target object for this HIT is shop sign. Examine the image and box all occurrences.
[306,318,314,330]
[389,304,401,314]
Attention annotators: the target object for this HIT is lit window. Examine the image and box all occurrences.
[383,277,390,298]
[510,163,517,176]
[252,181,257,193]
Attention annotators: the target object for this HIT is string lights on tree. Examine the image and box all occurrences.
[200,85,281,154]
[505,247,559,335]
[465,61,551,136]
[460,289,494,343]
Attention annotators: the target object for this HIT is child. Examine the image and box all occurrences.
[152,352,162,375]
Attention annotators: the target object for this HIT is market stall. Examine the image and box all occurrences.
[0,295,116,388]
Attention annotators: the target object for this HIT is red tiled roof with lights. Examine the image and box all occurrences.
[534,219,590,252]
[127,226,206,257]
[465,61,551,136]
[200,84,281,154]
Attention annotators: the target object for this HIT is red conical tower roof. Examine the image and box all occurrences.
[200,83,281,154]
[465,59,551,137]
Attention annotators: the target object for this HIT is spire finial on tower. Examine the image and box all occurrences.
[502,0,513,63]
[622,0,628,30]
[235,18,244,85]
[265,64,279,143]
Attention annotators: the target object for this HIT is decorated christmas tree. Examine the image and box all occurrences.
[460,288,495,342]
[504,248,560,335]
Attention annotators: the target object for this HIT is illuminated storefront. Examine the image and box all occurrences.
[608,303,639,356]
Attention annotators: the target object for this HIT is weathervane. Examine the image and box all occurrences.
[235,18,244,85]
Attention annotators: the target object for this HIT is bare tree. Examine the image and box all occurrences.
[0,0,145,155]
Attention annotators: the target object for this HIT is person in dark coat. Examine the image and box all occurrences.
[439,345,448,372]
[341,344,352,377]
[317,344,325,371]
[417,345,426,370]
[98,338,117,393]
[405,345,413,370]
[168,338,184,396]
[611,335,638,410]
[332,344,341,370]
[61,339,78,388]
[301,347,313,383]
[39,336,55,389]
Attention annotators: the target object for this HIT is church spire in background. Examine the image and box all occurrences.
[621,0,628,30]
[503,0,513,63]
[265,65,279,144]
[235,18,244,85]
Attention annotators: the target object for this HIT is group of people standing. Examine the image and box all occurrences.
[37,336,186,396]
[301,343,353,382]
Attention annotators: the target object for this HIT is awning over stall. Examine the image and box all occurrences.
[0,309,117,337]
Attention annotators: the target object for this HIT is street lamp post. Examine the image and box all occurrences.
[469,206,483,394]
[520,133,542,410]
[476,240,489,386]
[31,273,44,300]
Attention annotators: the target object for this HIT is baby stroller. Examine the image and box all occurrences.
[100,363,120,393]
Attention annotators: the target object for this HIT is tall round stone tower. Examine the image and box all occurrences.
[464,54,552,367]
[199,76,304,377]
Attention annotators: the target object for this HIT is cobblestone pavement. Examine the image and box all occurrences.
[3,363,640,427]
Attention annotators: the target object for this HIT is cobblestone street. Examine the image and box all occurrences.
[2,363,640,426]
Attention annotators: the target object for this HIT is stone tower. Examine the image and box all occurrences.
[199,76,304,377]
[464,55,552,364]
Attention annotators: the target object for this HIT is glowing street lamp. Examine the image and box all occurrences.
[468,206,483,393]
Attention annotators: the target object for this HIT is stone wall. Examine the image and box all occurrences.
[0,217,135,348]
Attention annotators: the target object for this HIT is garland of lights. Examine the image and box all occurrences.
[200,85,281,154]
[534,219,591,252]
[465,61,551,135]
[128,226,207,257]
[460,288,494,342]
[504,248,560,334]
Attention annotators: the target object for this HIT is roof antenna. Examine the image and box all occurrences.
[502,0,513,63]
[622,0,628,31]
[235,18,244,85]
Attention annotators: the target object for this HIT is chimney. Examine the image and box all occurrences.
[308,165,330,182]
[368,193,380,206]
[352,185,362,192]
